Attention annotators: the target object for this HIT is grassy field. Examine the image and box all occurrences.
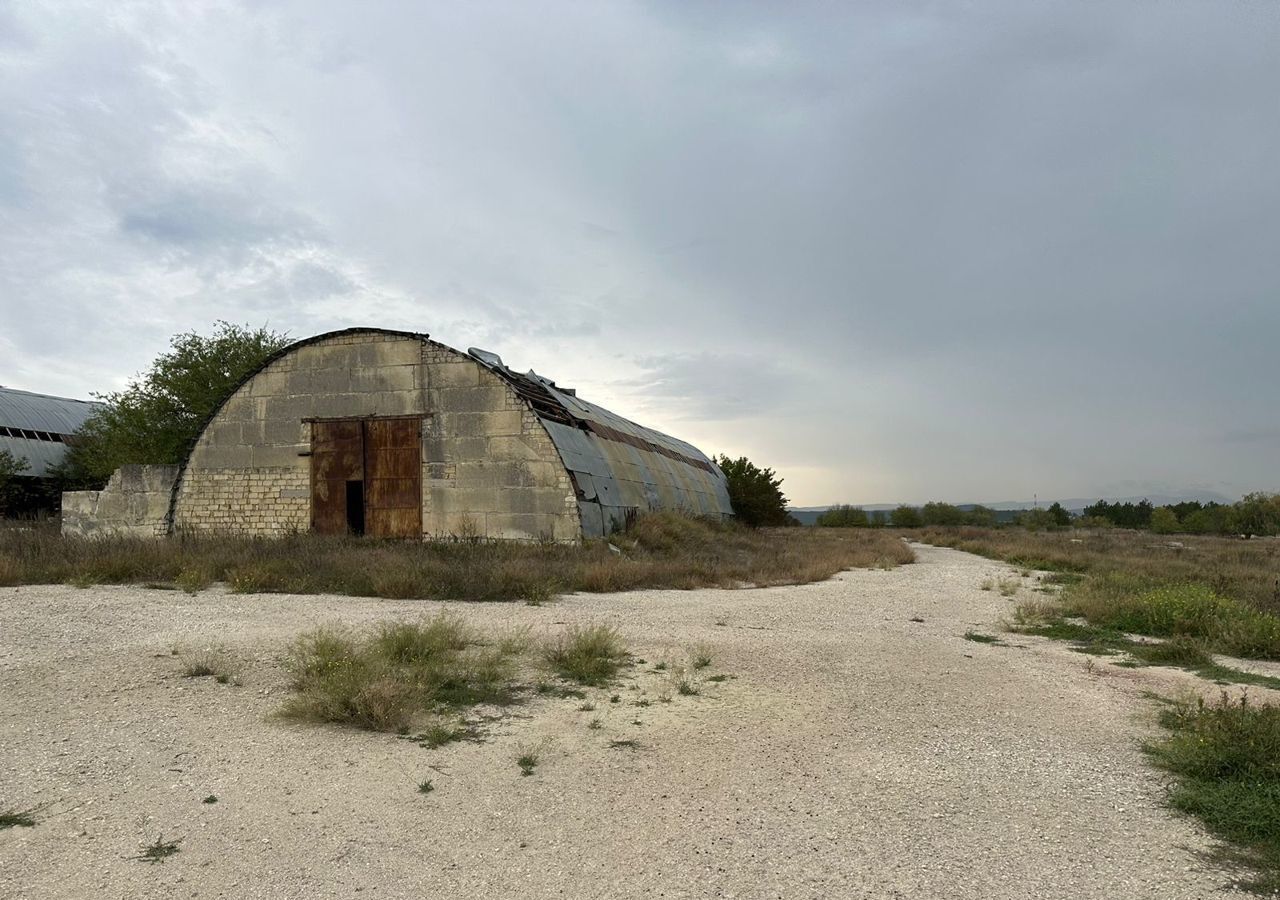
[0,513,914,601]
[916,526,1280,613]
[916,525,1280,892]
[917,527,1280,659]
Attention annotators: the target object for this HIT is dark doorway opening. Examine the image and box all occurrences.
[345,480,365,535]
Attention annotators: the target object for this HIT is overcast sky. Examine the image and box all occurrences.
[2,2,1277,506]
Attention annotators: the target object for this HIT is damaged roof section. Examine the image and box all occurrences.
[468,348,733,538]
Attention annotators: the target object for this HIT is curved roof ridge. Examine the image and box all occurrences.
[0,385,101,434]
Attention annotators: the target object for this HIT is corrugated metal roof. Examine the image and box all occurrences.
[0,387,100,434]
[0,436,69,478]
[467,349,733,537]
[0,387,101,478]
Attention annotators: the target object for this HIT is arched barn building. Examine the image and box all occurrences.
[63,329,732,541]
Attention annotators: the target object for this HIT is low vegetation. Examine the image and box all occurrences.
[922,528,1280,662]
[1012,614,1280,690]
[1062,578,1280,660]
[0,808,36,829]
[281,615,639,734]
[544,624,628,686]
[917,526,1280,617]
[1147,694,1280,893]
[132,835,181,864]
[963,631,1002,645]
[176,647,236,682]
[0,512,913,601]
[279,615,523,732]
[516,747,540,777]
[674,667,700,696]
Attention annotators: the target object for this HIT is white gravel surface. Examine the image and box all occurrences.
[0,543,1265,899]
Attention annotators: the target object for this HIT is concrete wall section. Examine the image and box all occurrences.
[420,342,579,542]
[62,465,178,538]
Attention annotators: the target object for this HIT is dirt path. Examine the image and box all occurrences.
[0,543,1255,899]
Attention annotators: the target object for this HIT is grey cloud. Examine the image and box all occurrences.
[625,354,813,421]
[117,186,312,251]
[1,1,1277,505]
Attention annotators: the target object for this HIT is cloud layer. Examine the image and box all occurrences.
[2,1,1277,505]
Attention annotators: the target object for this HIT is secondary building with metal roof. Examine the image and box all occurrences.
[63,328,732,540]
[0,386,99,478]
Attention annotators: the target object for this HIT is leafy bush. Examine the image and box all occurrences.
[920,502,965,526]
[889,505,922,528]
[716,455,789,527]
[816,505,868,528]
[1150,507,1180,534]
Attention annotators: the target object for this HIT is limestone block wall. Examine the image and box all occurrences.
[61,464,178,538]
[173,332,426,537]
[170,331,581,542]
[420,341,579,542]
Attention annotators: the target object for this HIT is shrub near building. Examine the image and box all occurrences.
[716,455,790,527]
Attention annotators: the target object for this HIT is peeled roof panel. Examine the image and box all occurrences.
[0,387,100,434]
[473,356,733,518]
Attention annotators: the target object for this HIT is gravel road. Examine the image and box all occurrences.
[0,543,1261,899]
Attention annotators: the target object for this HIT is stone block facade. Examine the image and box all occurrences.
[169,332,580,542]
[62,464,178,538]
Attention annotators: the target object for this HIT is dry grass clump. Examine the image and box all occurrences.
[1009,597,1065,628]
[544,624,628,686]
[280,614,521,732]
[176,646,237,683]
[283,616,634,732]
[689,642,713,670]
[0,514,914,602]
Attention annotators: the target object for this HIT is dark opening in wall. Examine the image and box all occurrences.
[345,480,365,536]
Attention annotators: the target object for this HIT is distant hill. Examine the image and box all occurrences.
[789,491,1237,526]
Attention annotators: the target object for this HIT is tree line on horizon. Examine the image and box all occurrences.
[816,495,1280,537]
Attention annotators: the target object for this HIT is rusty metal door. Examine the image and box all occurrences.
[362,417,422,538]
[310,420,364,535]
